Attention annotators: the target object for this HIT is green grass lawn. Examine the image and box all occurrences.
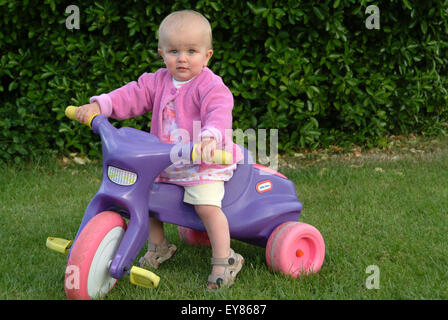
[1,136,447,300]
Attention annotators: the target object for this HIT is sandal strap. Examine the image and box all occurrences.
[211,249,236,266]
[208,273,226,286]
[148,237,169,252]
[139,238,176,269]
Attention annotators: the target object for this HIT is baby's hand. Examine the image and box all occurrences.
[76,102,101,125]
[197,137,217,163]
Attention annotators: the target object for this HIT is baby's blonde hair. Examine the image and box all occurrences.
[158,10,213,50]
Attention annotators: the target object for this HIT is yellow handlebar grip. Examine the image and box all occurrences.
[65,106,99,128]
[191,144,233,165]
[212,149,233,165]
[65,106,78,121]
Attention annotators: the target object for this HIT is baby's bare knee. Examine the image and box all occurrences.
[194,204,220,218]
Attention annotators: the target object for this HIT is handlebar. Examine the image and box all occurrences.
[65,106,99,128]
[65,106,233,165]
[191,143,232,165]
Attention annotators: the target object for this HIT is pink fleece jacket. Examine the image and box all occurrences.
[90,67,242,170]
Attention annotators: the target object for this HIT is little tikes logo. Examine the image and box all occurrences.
[256,180,272,193]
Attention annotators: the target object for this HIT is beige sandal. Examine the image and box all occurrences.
[138,238,177,269]
[208,248,244,289]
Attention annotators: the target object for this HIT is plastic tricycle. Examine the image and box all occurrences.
[46,106,325,300]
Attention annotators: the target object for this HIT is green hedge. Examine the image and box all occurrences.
[1,0,447,162]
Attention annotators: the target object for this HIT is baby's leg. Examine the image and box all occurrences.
[149,217,165,244]
[194,205,230,287]
[185,182,243,288]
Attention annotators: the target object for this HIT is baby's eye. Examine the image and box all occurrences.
[188,49,196,54]
[170,50,178,54]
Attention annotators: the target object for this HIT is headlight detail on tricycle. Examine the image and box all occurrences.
[107,166,138,186]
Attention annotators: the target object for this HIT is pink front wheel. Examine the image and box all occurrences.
[65,211,127,300]
[266,221,325,277]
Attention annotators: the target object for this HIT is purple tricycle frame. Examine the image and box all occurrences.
[69,115,302,280]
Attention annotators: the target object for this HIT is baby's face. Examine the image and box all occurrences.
[158,26,213,81]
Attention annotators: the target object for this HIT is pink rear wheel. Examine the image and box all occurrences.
[65,211,127,300]
[177,226,210,247]
[266,221,325,277]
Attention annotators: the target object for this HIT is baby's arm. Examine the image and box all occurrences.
[199,81,233,145]
[83,72,156,122]
[197,79,234,161]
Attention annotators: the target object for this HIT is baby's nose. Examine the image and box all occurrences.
[177,52,187,61]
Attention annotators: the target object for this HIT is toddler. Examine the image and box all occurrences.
[76,10,244,289]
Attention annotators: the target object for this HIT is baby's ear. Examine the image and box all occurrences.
[204,49,213,66]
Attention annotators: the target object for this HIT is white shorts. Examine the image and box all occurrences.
[183,181,225,208]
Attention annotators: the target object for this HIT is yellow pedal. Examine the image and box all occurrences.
[46,237,73,255]
[130,266,160,289]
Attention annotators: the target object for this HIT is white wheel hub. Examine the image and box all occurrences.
[87,226,125,298]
